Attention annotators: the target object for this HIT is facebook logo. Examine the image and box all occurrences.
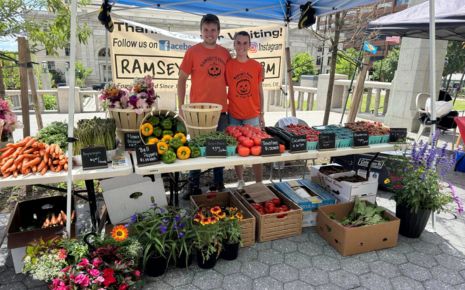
[159,40,170,51]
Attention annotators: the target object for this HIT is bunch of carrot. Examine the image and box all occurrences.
[0,136,68,178]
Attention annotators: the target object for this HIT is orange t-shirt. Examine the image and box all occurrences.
[180,43,231,112]
[226,58,263,120]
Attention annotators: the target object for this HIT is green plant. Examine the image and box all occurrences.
[189,132,237,147]
[291,52,316,82]
[385,131,463,214]
[23,238,68,282]
[42,94,58,110]
[37,121,68,148]
[340,198,388,227]
[220,207,243,245]
[372,47,400,82]
[74,117,116,154]
[165,208,194,265]
[336,48,358,77]
[192,207,224,261]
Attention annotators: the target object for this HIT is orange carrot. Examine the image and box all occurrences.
[23,157,41,169]
[40,167,48,175]
[25,138,35,148]
[1,159,14,172]
[0,147,15,159]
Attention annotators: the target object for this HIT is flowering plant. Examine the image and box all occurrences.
[192,206,224,261]
[0,98,20,141]
[220,207,243,245]
[98,75,157,113]
[385,131,463,214]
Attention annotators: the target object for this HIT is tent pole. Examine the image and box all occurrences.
[284,23,289,117]
[429,0,436,141]
[105,29,109,83]
[66,0,77,237]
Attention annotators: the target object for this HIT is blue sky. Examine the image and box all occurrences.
[0,37,18,52]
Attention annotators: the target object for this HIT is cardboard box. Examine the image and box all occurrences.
[190,191,256,247]
[273,179,336,211]
[235,185,303,242]
[302,210,318,227]
[316,202,400,256]
[7,196,76,273]
[101,174,167,224]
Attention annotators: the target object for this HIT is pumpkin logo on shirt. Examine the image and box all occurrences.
[207,62,222,78]
[236,79,251,96]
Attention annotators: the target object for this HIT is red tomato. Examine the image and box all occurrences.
[280,205,289,212]
[271,198,281,206]
[265,202,276,213]
[238,136,247,143]
[257,208,266,215]
[250,146,261,156]
[253,137,261,146]
[237,146,250,157]
[242,138,254,148]
[279,144,285,153]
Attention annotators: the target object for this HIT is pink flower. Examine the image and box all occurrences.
[94,276,105,284]
[77,258,90,268]
[92,257,103,268]
[88,269,100,277]
[393,184,404,190]
[118,283,129,290]
[133,270,141,278]
[74,273,90,287]
[58,249,67,260]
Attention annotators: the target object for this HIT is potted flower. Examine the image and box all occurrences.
[165,208,195,268]
[0,98,21,145]
[192,207,224,269]
[129,204,172,277]
[385,131,463,238]
[220,207,243,260]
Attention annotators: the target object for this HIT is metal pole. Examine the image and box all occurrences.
[429,0,437,139]
[105,29,109,83]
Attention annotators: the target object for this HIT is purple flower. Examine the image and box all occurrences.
[178,232,185,239]
[129,95,138,107]
[449,183,464,214]
[175,215,181,223]
[162,218,169,224]
[160,225,168,234]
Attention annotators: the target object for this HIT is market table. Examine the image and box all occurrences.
[132,143,399,206]
[0,152,133,231]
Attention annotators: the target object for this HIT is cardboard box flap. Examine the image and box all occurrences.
[242,183,277,203]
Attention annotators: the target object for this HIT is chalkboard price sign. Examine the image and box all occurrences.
[389,128,407,143]
[81,147,108,170]
[353,131,369,147]
[289,135,307,153]
[261,138,281,156]
[206,139,227,157]
[124,132,142,150]
[318,133,336,150]
[135,144,159,166]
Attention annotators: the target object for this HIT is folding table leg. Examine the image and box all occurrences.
[85,180,100,231]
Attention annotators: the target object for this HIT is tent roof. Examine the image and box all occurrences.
[368,0,465,41]
[115,0,380,22]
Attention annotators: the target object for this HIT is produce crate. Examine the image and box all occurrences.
[317,201,399,256]
[199,146,236,157]
[368,135,390,145]
[307,141,318,150]
[272,180,336,211]
[336,138,352,148]
[235,185,302,242]
[191,191,255,247]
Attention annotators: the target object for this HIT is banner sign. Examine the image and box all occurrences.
[110,19,285,91]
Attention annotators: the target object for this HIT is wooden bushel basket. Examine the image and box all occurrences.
[181,103,222,138]
[108,108,153,143]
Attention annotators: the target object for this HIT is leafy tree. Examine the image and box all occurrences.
[75,61,93,87]
[49,69,65,88]
[372,47,400,82]
[291,52,317,82]
[443,41,465,90]
[336,48,358,77]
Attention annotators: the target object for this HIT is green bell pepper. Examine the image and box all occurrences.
[162,150,176,164]
[162,118,173,130]
[189,145,201,158]
[149,116,160,126]
[169,137,183,150]
[153,127,162,137]
[162,130,174,137]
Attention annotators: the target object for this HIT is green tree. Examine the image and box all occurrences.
[443,41,465,77]
[75,61,92,87]
[291,52,317,82]
[336,48,358,78]
[372,47,400,82]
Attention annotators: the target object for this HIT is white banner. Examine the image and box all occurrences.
[110,19,285,91]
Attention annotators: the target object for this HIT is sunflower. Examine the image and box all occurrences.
[210,206,222,216]
[111,225,129,242]
[235,212,243,220]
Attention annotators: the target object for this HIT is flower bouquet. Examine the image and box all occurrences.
[0,98,20,142]
[385,131,463,237]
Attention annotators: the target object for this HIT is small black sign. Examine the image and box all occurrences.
[206,139,227,157]
[318,133,336,150]
[124,132,142,150]
[261,138,281,156]
[353,131,369,147]
[81,147,108,170]
[290,135,307,153]
[135,144,159,166]
[389,128,407,143]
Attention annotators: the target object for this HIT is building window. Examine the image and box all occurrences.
[316,56,321,66]
[98,48,110,57]
[47,61,55,71]
[65,47,70,56]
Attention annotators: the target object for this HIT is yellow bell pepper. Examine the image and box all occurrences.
[157,141,169,155]
[162,135,173,143]
[177,146,191,160]
[140,123,154,136]
[174,132,187,144]
[147,137,159,145]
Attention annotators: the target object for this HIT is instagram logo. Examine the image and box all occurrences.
[249,42,257,53]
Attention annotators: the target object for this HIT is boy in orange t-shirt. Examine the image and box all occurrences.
[226,31,264,189]
[178,14,231,199]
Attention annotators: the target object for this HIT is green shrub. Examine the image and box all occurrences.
[43,94,58,110]
[291,52,317,82]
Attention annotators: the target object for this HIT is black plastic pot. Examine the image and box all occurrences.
[175,251,193,268]
[396,204,432,238]
[196,249,218,269]
[144,254,168,277]
[221,242,240,260]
